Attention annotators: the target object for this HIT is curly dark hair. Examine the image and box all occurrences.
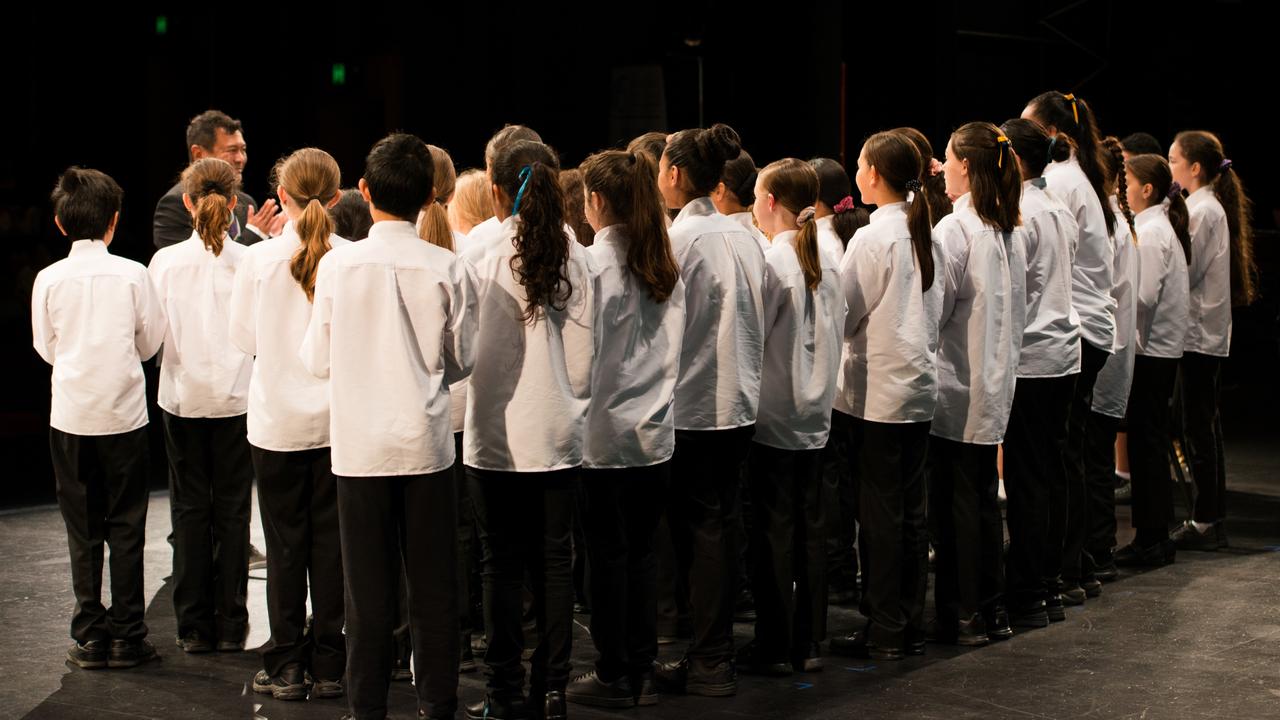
[491,140,572,323]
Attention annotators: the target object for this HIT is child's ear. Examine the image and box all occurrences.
[959,158,970,178]
[326,191,342,209]
[277,185,290,208]
[182,193,194,213]
[107,211,119,234]
[227,195,237,211]
[1189,160,1202,181]
[358,178,372,204]
[53,216,67,236]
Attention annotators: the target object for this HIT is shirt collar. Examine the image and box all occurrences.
[68,239,108,257]
[772,229,797,248]
[673,196,717,225]
[869,201,908,223]
[366,220,419,243]
[1025,177,1047,190]
[952,193,973,212]
[592,224,625,249]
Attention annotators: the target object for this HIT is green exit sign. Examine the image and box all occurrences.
[332,63,346,86]
[155,16,167,35]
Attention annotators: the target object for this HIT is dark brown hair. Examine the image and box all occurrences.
[861,131,934,291]
[559,168,594,247]
[485,124,542,170]
[1174,130,1257,306]
[329,188,372,241]
[186,109,242,160]
[50,166,123,239]
[1027,91,1117,237]
[181,158,240,256]
[809,157,868,247]
[628,132,668,168]
[663,123,742,197]
[893,127,952,223]
[1000,117,1071,179]
[950,122,1021,234]
[492,140,572,322]
[719,150,758,208]
[581,150,681,302]
[759,159,823,290]
[1126,154,1190,265]
[1100,136,1134,237]
[277,148,341,302]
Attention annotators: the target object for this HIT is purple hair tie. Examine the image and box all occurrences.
[1219,158,1233,173]
[1168,182,1183,201]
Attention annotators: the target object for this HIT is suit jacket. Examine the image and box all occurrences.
[153,181,262,249]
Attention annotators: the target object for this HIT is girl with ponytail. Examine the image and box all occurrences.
[728,159,846,676]
[892,127,954,223]
[463,138,595,719]
[418,144,459,252]
[227,148,347,700]
[827,131,944,662]
[651,122,765,696]
[711,149,769,252]
[1168,130,1254,549]
[1116,154,1190,567]
[927,122,1027,643]
[147,157,256,658]
[809,157,870,262]
[564,149,684,708]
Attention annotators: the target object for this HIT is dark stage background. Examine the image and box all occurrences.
[1,2,1275,506]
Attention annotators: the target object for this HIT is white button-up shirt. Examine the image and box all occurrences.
[463,215,595,471]
[931,194,1027,445]
[728,211,770,253]
[1092,204,1138,418]
[32,240,167,436]
[669,197,766,430]
[584,225,685,468]
[815,215,846,268]
[1133,203,1189,359]
[833,202,944,424]
[229,223,350,451]
[300,220,476,477]
[1183,186,1231,357]
[1017,179,1081,377]
[755,230,847,449]
[1044,155,1116,354]
[148,232,252,418]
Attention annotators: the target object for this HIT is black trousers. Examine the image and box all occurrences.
[581,463,668,681]
[1082,411,1121,564]
[928,437,1001,620]
[339,471,459,720]
[823,411,859,593]
[251,445,344,680]
[162,411,252,641]
[748,443,826,658]
[1127,356,1179,537]
[1182,352,1227,524]
[1002,374,1076,607]
[654,508,690,638]
[50,426,150,645]
[847,417,929,647]
[469,467,576,698]
[668,426,754,665]
[1062,342,1111,583]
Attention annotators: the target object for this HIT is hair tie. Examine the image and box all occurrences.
[928,157,943,177]
[996,135,1011,169]
[797,206,816,225]
[511,165,533,215]
[201,180,223,196]
[833,196,855,214]
[905,179,924,193]
[1063,93,1080,124]
[1168,182,1183,201]
[1046,134,1059,164]
[1219,158,1233,173]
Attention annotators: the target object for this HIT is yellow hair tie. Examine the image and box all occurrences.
[996,134,1010,169]
[1063,93,1079,124]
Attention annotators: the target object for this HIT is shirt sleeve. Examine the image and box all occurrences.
[30,274,55,366]
[135,269,167,361]
[228,253,257,356]
[442,257,479,385]
[840,235,887,339]
[935,217,970,329]
[1184,203,1215,292]
[299,255,334,379]
[1134,232,1166,342]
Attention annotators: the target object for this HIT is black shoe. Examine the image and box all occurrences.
[654,656,736,696]
[792,641,823,673]
[459,644,476,674]
[829,630,904,661]
[1115,539,1175,568]
[310,675,343,699]
[66,640,108,669]
[928,615,988,647]
[217,626,247,652]
[392,650,413,681]
[1009,600,1049,629]
[1081,578,1103,598]
[983,606,1013,641]
[175,631,213,654]
[539,691,567,720]
[465,695,529,720]
[566,670,634,708]
[1171,521,1225,551]
[632,669,658,706]
[735,641,791,676]
[109,638,158,668]
[1060,585,1086,606]
[252,667,309,701]
[1045,595,1066,622]
[1094,561,1119,582]
[732,589,756,623]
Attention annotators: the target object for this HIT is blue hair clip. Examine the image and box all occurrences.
[511,165,533,216]
[1046,135,1058,164]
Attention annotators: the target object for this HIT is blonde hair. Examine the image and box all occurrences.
[447,168,493,235]
[277,148,341,302]
[417,144,457,251]
[181,158,240,256]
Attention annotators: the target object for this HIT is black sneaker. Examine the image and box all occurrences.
[1171,521,1224,551]
[566,669,634,708]
[1045,595,1067,622]
[1115,539,1175,568]
[1081,578,1103,598]
[1060,585,1087,606]
[1094,561,1119,582]
[176,631,213,654]
[217,626,248,652]
[735,641,791,676]
[465,695,529,720]
[252,668,308,701]
[632,668,658,706]
[829,629,904,661]
[1009,600,1049,629]
[109,638,158,668]
[541,691,567,720]
[983,606,1014,641]
[792,641,823,673]
[66,639,108,669]
[654,656,736,696]
[310,675,343,699]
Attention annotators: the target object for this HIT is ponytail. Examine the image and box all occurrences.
[796,207,822,291]
[492,140,572,322]
[278,148,341,302]
[759,159,823,290]
[1127,154,1191,265]
[950,122,1022,234]
[861,132,935,291]
[1029,91,1117,237]
[906,179,935,292]
[418,144,457,252]
[892,127,953,224]
[582,149,680,302]
[1174,130,1257,305]
[1100,135,1135,238]
[809,157,869,246]
[181,158,240,257]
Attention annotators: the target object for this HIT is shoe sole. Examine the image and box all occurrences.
[67,656,108,670]
[272,685,308,701]
[987,628,1013,641]
[1046,609,1066,623]
[685,681,736,697]
[635,693,658,707]
[108,653,157,669]
[1011,614,1049,629]
[564,692,636,708]
[311,686,343,699]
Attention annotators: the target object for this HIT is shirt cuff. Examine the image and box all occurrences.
[246,224,269,240]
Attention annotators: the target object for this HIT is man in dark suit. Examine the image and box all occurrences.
[153,109,285,249]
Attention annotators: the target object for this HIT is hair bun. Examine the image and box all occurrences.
[702,123,742,166]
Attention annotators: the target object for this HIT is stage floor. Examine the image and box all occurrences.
[3,440,1278,720]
